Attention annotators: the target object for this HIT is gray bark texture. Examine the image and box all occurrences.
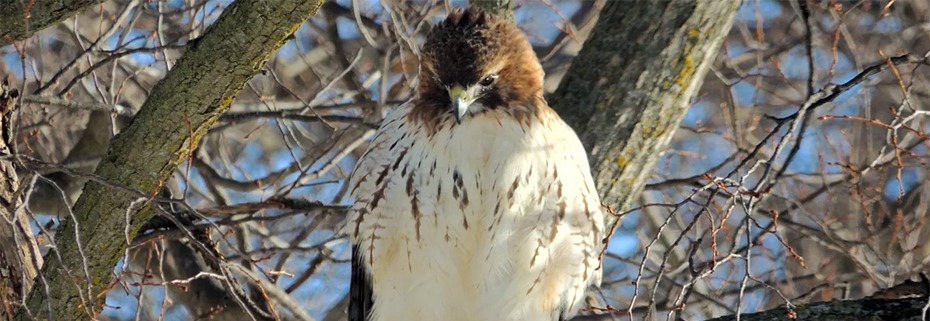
[704,297,930,321]
[0,84,42,320]
[12,1,324,320]
[547,2,930,321]
[569,297,930,321]
[548,0,741,216]
[543,1,739,320]
[0,0,108,45]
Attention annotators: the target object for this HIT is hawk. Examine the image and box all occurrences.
[347,7,605,321]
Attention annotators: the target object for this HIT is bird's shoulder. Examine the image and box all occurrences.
[347,102,417,200]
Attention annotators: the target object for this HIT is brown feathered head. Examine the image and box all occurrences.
[414,7,544,124]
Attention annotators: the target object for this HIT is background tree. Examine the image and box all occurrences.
[0,1,928,321]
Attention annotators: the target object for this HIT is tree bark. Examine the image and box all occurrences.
[0,84,42,320]
[0,0,108,45]
[704,297,930,321]
[541,1,737,319]
[543,3,930,321]
[548,0,742,216]
[13,1,324,320]
[568,297,930,321]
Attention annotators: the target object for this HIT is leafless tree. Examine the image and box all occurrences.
[1,1,928,321]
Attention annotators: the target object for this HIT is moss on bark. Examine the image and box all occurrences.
[547,1,741,215]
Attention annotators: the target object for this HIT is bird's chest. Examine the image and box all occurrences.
[352,113,583,321]
[385,121,525,250]
[357,116,545,270]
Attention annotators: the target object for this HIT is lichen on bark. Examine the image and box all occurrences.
[547,1,742,216]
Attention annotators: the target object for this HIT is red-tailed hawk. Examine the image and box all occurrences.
[347,7,605,321]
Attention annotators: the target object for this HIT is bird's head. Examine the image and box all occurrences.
[414,7,544,125]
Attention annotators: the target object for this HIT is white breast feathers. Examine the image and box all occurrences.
[348,103,605,321]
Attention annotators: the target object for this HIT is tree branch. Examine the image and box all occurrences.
[705,297,929,321]
[0,83,42,319]
[0,0,107,45]
[14,1,325,320]
[471,0,514,20]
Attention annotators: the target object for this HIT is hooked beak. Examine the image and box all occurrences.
[448,85,470,124]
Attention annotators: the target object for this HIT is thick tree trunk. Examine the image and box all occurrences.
[542,3,930,321]
[548,0,742,215]
[525,2,738,320]
[13,1,324,320]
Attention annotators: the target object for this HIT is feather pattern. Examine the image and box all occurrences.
[347,100,605,321]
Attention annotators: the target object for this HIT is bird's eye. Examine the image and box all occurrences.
[478,74,498,87]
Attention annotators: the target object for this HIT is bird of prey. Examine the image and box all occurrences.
[347,7,605,321]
